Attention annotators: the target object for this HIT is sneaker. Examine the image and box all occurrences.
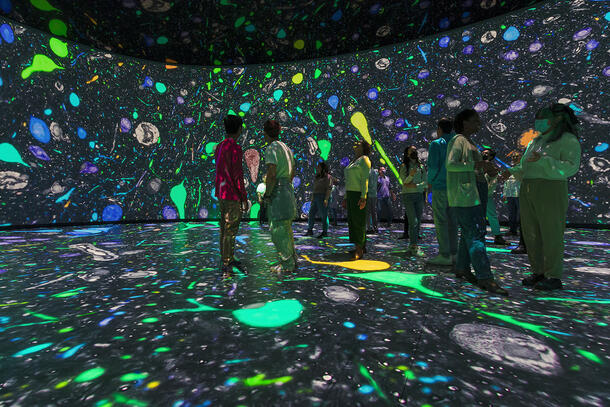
[522,273,545,286]
[426,255,453,266]
[494,235,508,245]
[317,232,328,238]
[455,269,477,285]
[534,278,563,290]
[409,245,425,257]
[511,246,527,254]
[304,230,314,236]
[478,279,509,296]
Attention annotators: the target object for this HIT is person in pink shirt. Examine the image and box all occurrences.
[215,115,248,275]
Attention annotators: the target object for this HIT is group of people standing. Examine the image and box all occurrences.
[214,103,581,296]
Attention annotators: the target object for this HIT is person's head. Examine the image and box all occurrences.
[454,109,480,136]
[437,118,453,137]
[510,151,522,166]
[353,140,371,158]
[481,148,496,162]
[224,114,243,137]
[535,103,579,142]
[316,160,329,177]
[379,166,386,176]
[263,119,281,143]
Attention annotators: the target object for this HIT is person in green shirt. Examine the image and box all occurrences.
[399,145,427,257]
[344,140,372,260]
[506,103,581,290]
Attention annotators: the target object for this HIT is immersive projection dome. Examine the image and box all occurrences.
[0,0,608,227]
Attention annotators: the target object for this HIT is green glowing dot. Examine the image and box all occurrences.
[577,349,602,364]
[142,317,158,323]
[265,72,272,78]
[58,327,73,333]
[277,29,286,39]
[314,68,322,79]
[273,89,283,101]
[21,54,64,79]
[120,372,149,382]
[48,19,67,36]
[232,299,303,328]
[154,347,170,353]
[292,72,303,84]
[132,111,138,119]
[49,38,68,57]
[316,40,322,50]
[30,0,58,11]
[317,140,331,160]
[156,36,168,45]
[235,16,245,27]
[294,39,305,49]
[120,355,132,360]
[205,142,219,155]
[74,367,105,383]
[155,82,167,94]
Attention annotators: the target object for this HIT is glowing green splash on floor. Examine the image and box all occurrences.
[577,349,602,364]
[25,311,57,321]
[317,139,331,160]
[111,393,148,407]
[244,373,293,387]
[74,367,105,382]
[535,297,610,304]
[481,311,560,341]
[232,299,303,328]
[359,364,389,401]
[49,38,68,57]
[12,342,53,357]
[30,0,58,11]
[52,286,86,297]
[0,143,29,167]
[22,54,64,79]
[141,317,158,323]
[350,112,372,144]
[162,298,220,314]
[120,372,149,381]
[170,180,187,219]
[339,272,443,297]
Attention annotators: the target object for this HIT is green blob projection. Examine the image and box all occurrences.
[0,143,30,167]
[12,342,53,357]
[339,271,443,297]
[317,140,331,160]
[249,202,260,219]
[120,372,149,382]
[30,0,58,11]
[48,19,67,36]
[577,349,603,364]
[170,180,187,219]
[49,38,68,57]
[244,373,293,387]
[74,367,106,383]
[21,54,64,79]
[481,311,560,341]
[232,299,303,328]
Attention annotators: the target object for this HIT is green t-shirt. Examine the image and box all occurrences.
[265,140,294,178]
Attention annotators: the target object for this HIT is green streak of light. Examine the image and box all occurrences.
[317,140,331,160]
[244,373,293,387]
[112,393,148,407]
[339,272,443,297]
[232,299,303,328]
[26,311,58,321]
[31,0,58,11]
[481,311,560,341]
[577,349,602,364]
[358,364,388,400]
[74,367,105,382]
[373,140,400,185]
[52,287,87,298]
[120,372,149,381]
[308,111,319,125]
[162,298,220,314]
[534,297,610,304]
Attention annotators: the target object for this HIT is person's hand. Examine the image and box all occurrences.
[391,192,396,201]
[342,199,347,209]
[527,151,541,162]
[240,200,248,213]
[405,182,416,188]
[358,198,366,210]
[323,199,328,207]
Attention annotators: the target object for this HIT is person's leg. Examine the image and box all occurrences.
[366,197,374,231]
[307,196,320,233]
[507,197,518,234]
[520,180,544,277]
[487,198,501,236]
[370,197,378,231]
[404,194,418,247]
[320,198,329,234]
[453,207,472,275]
[347,191,366,255]
[535,181,568,280]
[387,198,393,228]
[347,191,357,244]
[455,205,493,280]
[447,205,458,257]
[219,199,227,265]
[414,193,424,244]
[477,181,488,216]
[432,190,450,258]
[220,200,241,266]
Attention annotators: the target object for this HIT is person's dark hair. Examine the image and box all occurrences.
[316,160,329,178]
[360,140,371,157]
[482,148,496,160]
[453,109,478,134]
[264,119,281,139]
[404,145,421,173]
[438,118,453,135]
[223,114,242,134]
[540,103,579,142]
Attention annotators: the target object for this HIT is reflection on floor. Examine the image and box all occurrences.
[0,222,608,406]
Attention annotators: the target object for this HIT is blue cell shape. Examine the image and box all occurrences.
[586,39,599,50]
[395,132,409,142]
[0,0,12,14]
[417,103,432,115]
[143,76,154,88]
[77,127,87,139]
[0,23,14,44]
[245,24,255,33]
[417,69,430,79]
[458,75,468,85]
[69,92,80,107]
[301,201,311,215]
[463,45,474,55]
[0,76,2,87]
[29,116,51,143]
[525,19,535,27]
[328,95,339,110]
[162,206,178,220]
[331,10,342,21]
[28,145,50,161]
[102,204,123,222]
[340,157,350,167]
[359,385,374,394]
[366,88,378,100]
[439,36,450,48]
[239,102,251,112]
[439,17,450,29]
[594,143,608,153]
[503,26,520,41]
[292,176,301,189]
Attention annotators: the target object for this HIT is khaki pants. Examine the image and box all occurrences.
[270,219,296,270]
[219,199,241,266]
[431,189,458,258]
[520,179,568,279]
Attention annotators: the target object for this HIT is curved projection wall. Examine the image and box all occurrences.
[0,0,608,227]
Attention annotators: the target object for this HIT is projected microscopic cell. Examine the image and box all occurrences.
[374,58,390,70]
[0,171,28,190]
[68,243,119,261]
[140,0,172,13]
[133,122,160,146]
[323,286,359,303]
[589,157,609,172]
[50,122,68,141]
[480,30,497,43]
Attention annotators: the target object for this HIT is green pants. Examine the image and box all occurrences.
[347,191,367,248]
[520,179,568,279]
[268,178,297,271]
[219,199,241,266]
[269,219,296,270]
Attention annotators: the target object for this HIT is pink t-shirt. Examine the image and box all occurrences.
[214,137,247,202]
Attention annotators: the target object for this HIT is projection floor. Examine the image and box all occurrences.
[0,222,608,406]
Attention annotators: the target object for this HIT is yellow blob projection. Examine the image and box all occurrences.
[350,112,372,145]
[301,255,390,271]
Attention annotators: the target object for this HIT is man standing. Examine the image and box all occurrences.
[215,115,248,275]
[377,167,394,230]
[366,166,379,234]
[262,120,298,272]
[426,118,458,266]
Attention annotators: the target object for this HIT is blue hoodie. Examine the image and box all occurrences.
[427,132,455,190]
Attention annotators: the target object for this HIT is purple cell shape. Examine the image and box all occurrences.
[143,76,154,88]
[508,100,527,112]
[381,109,392,117]
[418,69,430,79]
[176,96,185,104]
[162,206,178,220]
[439,36,450,48]
[292,177,301,189]
[351,65,359,73]
[603,66,610,77]
[586,39,599,50]
[340,157,351,167]
[503,50,519,61]
[102,204,123,222]
[529,41,543,52]
[437,94,445,99]
[367,88,379,100]
[29,145,50,161]
[80,162,99,174]
[120,118,131,133]
[394,118,405,127]
[198,207,208,219]
[524,19,535,27]
[395,132,409,142]
[457,75,468,85]
[474,101,489,112]
[462,45,474,55]
[184,117,195,125]
[573,27,592,41]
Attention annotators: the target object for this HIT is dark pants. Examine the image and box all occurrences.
[506,197,520,233]
[347,191,367,248]
[476,181,488,215]
[378,196,393,226]
[259,202,267,225]
[403,192,424,246]
[453,205,493,280]
[308,193,329,233]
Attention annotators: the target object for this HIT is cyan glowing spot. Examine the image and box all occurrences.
[29,116,51,143]
[12,342,53,357]
[22,54,64,79]
[155,82,167,93]
[343,321,355,328]
[55,187,75,203]
[0,23,14,43]
[417,103,432,115]
[0,143,29,167]
[74,367,105,383]
[340,272,443,297]
[239,102,251,112]
[328,95,339,109]
[30,0,58,11]
[273,89,283,101]
[503,26,520,41]
[69,92,80,107]
[59,343,85,359]
[170,180,187,219]
[232,299,303,328]
[594,143,608,152]
[49,37,68,57]
[350,112,372,144]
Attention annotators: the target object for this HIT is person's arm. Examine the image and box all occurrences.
[538,134,581,178]
[324,175,332,203]
[264,164,277,199]
[446,137,474,172]
[360,157,370,199]
[417,167,427,190]
[427,142,440,184]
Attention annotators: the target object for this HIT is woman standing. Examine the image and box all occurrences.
[399,146,427,257]
[305,161,333,238]
[508,104,581,290]
[262,120,298,272]
[344,140,372,260]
